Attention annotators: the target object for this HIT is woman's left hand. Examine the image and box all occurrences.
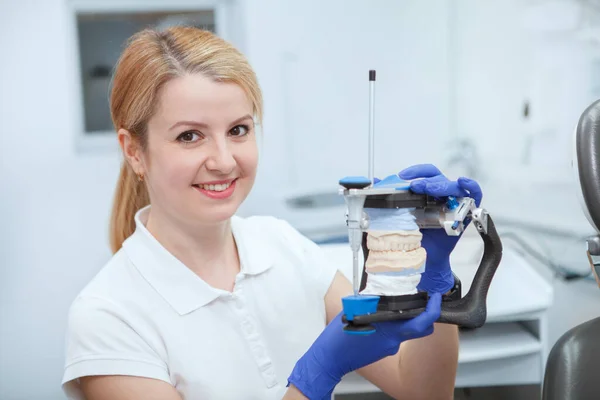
[288,293,442,399]
[397,163,483,294]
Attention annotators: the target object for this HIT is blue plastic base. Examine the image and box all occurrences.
[342,294,380,321]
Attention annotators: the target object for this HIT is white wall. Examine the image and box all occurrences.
[447,0,600,245]
[0,1,122,398]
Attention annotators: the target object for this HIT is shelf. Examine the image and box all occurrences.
[456,353,544,388]
[334,322,543,395]
[458,322,541,363]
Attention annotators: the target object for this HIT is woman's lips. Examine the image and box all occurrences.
[193,179,237,200]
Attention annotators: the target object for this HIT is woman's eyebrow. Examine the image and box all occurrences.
[228,114,253,126]
[169,114,253,131]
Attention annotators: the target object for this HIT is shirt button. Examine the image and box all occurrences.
[264,370,277,388]
[254,347,263,358]
[232,297,242,309]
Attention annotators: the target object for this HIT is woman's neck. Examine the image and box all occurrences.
[144,207,240,291]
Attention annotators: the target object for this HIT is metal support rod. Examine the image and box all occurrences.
[368,70,376,184]
[353,251,359,295]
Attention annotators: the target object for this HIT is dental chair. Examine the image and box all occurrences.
[541,99,600,400]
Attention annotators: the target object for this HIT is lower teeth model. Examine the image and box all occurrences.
[361,207,427,296]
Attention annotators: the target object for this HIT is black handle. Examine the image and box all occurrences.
[437,214,503,328]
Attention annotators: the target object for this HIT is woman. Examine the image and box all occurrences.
[62,26,481,400]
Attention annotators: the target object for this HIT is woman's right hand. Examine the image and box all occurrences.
[287,293,442,399]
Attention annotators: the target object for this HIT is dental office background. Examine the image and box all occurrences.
[2,0,600,399]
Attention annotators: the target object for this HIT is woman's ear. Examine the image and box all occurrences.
[118,128,145,175]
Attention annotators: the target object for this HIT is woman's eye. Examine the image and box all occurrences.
[177,131,201,143]
[230,124,250,137]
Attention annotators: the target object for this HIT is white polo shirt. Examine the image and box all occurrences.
[62,206,339,399]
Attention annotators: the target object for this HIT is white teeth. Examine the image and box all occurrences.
[366,231,422,252]
[198,182,231,192]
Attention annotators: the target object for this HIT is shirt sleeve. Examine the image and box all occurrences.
[62,295,171,399]
[273,218,340,300]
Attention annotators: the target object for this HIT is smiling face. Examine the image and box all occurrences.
[126,73,258,227]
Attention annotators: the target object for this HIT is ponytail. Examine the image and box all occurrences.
[109,161,150,253]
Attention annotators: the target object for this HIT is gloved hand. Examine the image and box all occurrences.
[287,293,442,400]
[397,163,483,294]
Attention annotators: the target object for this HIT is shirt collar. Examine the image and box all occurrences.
[122,205,274,315]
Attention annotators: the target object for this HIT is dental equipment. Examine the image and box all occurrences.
[338,70,504,333]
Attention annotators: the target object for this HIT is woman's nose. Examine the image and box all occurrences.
[205,140,236,174]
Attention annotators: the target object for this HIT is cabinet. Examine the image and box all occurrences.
[67,0,234,151]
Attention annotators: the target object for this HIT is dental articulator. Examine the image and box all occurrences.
[339,70,503,334]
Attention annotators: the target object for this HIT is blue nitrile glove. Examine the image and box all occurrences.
[397,163,483,294]
[287,293,442,400]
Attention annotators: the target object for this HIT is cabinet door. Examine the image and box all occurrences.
[280,0,450,192]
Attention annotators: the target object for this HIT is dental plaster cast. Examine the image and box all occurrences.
[361,207,427,296]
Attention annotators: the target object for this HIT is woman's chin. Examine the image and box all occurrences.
[184,186,250,224]
[195,203,240,224]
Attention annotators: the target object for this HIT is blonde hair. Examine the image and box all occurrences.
[109,26,263,253]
